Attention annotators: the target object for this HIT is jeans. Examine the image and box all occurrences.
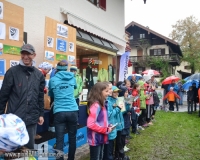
[188,101,193,113]
[103,140,114,160]
[131,110,138,133]
[54,111,78,160]
[138,109,146,126]
[90,144,104,160]
[175,98,179,111]
[178,92,183,105]
[193,101,197,111]
[25,124,37,149]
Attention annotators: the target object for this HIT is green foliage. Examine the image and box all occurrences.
[170,16,200,73]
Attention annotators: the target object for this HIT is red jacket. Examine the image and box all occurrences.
[132,89,140,113]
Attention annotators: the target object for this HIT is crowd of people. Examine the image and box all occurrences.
[0,43,199,160]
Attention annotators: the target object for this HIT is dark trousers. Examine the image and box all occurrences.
[193,101,197,111]
[25,124,37,149]
[90,144,104,160]
[76,98,80,123]
[138,109,146,126]
[188,101,193,113]
[146,105,152,123]
[121,135,126,148]
[169,101,175,111]
[49,105,54,127]
[175,98,179,111]
[103,140,114,160]
[131,109,138,133]
[115,131,124,159]
[152,105,157,116]
[54,111,78,160]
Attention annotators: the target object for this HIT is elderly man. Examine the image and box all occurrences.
[0,44,45,149]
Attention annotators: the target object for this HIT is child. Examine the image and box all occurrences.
[187,86,194,114]
[146,83,155,125]
[118,85,132,152]
[137,80,149,127]
[124,79,132,95]
[131,83,141,134]
[87,82,114,160]
[152,90,160,119]
[163,87,180,111]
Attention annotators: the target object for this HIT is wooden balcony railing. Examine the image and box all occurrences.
[129,54,181,65]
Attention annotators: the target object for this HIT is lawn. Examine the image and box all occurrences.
[80,111,200,160]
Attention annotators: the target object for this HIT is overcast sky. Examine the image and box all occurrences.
[125,0,200,38]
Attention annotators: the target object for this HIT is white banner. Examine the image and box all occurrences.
[119,52,130,81]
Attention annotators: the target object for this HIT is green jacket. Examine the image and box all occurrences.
[74,74,83,98]
[138,80,148,109]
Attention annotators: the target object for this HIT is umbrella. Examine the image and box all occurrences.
[185,73,200,81]
[142,69,160,76]
[127,74,142,81]
[182,80,199,90]
[143,74,152,82]
[162,76,181,85]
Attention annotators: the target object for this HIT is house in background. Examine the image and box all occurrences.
[125,21,183,76]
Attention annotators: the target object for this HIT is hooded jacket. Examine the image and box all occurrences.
[74,73,83,98]
[48,71,78,113]
[0,64,45,126]
[138,80,148,109]
[163,91,180,102]
[107,96,120,140]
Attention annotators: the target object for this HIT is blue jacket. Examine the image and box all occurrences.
[168,84,179,93]
[107,96,119,140]
[48,71,78,113]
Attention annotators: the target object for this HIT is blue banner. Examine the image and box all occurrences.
[119,52,130,81]
[0,59,5,76]
[56,38,67,52]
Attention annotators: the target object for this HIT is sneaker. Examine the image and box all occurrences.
[48,127,55,132]
[148,122,153,125]
[124,146,130,152]
[142,123,149,127]
[138,126,145,130]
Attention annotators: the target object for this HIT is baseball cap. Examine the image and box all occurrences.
[112,86,121,92]
[20,44,35,54]
[0,114,29,152]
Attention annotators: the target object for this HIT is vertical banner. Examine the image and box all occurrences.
[119,52,130,81]
[155,88,164,106]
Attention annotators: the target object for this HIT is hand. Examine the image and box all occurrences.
[79,92,82,95]
[118,104,123,109]
[38,116,44,125]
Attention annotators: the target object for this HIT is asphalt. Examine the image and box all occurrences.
[65,101,199,160]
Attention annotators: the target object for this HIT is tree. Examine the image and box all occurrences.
[169,16,200,74]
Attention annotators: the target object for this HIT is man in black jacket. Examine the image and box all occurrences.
[0,44,45,149]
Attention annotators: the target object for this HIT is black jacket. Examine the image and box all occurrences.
[86,66,94,87]
[187,90,194,101]
[153,91,160,106]
[0,64,45,125]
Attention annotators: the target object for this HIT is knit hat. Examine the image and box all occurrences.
[0,114,29,152]
[118,85,128,97]
[70,66,78,71]
[38,62,53,70]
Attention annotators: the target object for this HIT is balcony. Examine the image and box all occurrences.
[129,38,151,47]
[129,54,181,66]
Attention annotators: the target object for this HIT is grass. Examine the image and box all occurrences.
[80,111,200,160]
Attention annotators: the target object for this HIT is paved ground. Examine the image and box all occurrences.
[69,101,199,160]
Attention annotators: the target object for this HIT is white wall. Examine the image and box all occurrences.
[147,44,169,55]
[130,47,137,56]
[7,0,125,66]
[175,61,191,78]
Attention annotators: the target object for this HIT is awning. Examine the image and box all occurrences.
[60,7,126,47]
[76,40,116,56]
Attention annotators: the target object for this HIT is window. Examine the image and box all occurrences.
[135,67,145,74]
[140,34,145,39]
[150,49,165,56]
[184,66,190,70]
[88,0,106,10]
[88,0,98,6]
